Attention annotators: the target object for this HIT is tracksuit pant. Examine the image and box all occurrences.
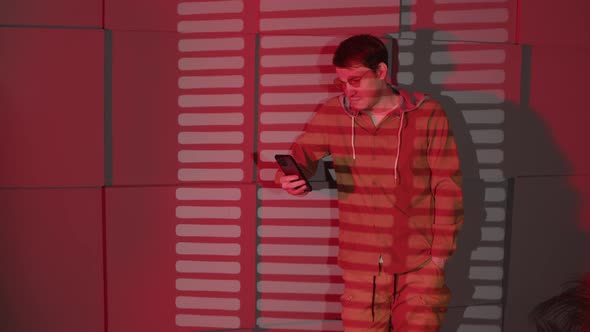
[340,258,451,332]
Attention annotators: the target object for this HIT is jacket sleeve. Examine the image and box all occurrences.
[427,103,464,261]
[281,105,331,180]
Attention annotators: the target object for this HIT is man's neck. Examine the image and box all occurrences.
[368,92,400,115]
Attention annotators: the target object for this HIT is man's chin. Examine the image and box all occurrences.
[349,101,366,111]
[351,105,368,113]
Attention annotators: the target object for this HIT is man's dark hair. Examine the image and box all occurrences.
[332,34,389,71]
[529,276,590,332]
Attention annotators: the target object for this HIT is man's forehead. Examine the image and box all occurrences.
[335,65,369,77]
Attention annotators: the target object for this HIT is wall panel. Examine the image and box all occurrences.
[0,188,104,332]
[0,28,104,188]
[106,185,257,331]
[111,31,179,185]
[0,0,102,27]
[407,0,517,43]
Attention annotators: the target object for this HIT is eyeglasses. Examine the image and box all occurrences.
[333,70,373,90]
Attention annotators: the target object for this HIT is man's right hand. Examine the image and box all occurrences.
[275,170,309,196]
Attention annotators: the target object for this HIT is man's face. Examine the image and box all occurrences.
[334,64,386,111]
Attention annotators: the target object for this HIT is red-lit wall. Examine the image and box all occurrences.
[1,1,589,332]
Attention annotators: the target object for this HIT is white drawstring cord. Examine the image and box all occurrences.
[394,111,405,183]
[351,115,356,160]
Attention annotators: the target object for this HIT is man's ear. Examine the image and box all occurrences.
[377,62,388,79]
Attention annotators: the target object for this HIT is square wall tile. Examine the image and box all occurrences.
[106,184,257,331]
[111,31,257,185]
[0,188,104,332]
[0,28,104,187]
[0,0,102,27]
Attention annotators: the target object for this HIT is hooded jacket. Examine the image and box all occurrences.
[289,87,464,274]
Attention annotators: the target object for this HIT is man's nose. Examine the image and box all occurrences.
[344,84,357,97]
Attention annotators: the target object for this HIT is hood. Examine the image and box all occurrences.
[396,87,429,113]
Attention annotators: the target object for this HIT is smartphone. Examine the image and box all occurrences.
[274,154,312,192]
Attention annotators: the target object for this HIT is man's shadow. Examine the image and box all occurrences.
[391,30,483,325]
[390,30,585,332]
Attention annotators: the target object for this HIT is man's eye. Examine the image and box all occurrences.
[349,78,361,84]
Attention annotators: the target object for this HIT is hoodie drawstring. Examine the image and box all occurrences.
[344,90,420,175]
[371,275,376,321]
[394,111,405,184]
[351,115,356,160]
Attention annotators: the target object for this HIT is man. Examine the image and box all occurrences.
[276,34,464,331]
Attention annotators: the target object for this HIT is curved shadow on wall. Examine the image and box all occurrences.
[395,30,482,331]
[403,31,586,332]
[392,30,586,332]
